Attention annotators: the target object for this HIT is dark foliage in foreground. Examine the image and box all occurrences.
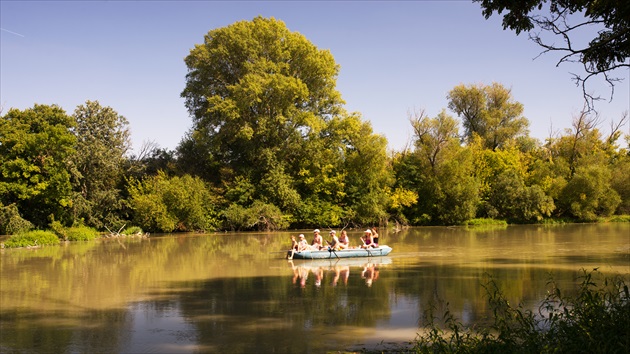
[382,269,629,354]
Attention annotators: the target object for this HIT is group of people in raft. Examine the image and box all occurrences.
[288,228,379,256]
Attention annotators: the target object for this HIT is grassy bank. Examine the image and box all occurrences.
[2,230,61,248]
[1,225,147,249]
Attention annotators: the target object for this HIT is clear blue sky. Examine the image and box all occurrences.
[2,1,628,153]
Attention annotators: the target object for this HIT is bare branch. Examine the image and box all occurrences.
[520,6,629,112]
[607,111,628,146]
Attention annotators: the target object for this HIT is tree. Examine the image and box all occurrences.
[126,140,178,180]
[0,104,76,227]
[391,151,437,225]
[610,156,630,214]
[434,148,480,225]
[181,16,343,179]
[558,165,620,220]
[180,17,392,227]
[72,100,131,229]
[484,170,555,222]
[332,113,392,225]
[546,107,613,178]
[410,109,460,172]
[0,203,33,235]
[127,172,220,233]
[447,83,529,150]
[475,0,630,108]
[395,116,478,225]
[180,17,344,215]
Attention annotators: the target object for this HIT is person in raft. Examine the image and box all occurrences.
[371,227,379,247]
[360,229,376,248]
[326,230,341,250]
[312,229,324,250]
[338,230,350,249]
[289,235,299,251]
[287,234,310,259]
[297,234,309,251]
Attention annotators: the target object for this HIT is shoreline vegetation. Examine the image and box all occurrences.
[1,225,148,249]
[2,216,629,249]
[364,269,629,354]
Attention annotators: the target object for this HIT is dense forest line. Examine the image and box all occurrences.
[1,17,629,236]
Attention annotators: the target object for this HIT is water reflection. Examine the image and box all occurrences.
[288,257,390,288]
[0,224,628,352]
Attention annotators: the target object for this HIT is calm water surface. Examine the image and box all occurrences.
[1,224,628,353]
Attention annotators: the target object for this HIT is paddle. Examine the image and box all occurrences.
[325,241,340,259]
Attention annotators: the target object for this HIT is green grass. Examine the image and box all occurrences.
[403,269,629,354]
[121,226,144,235]
[65,225,100,241]
[464,218,508,226]
[607,215,630,222]
[2,230,60,248]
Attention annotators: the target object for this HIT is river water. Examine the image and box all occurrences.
[1,223,628,353]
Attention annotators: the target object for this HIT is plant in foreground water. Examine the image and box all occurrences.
[408,269,629,354]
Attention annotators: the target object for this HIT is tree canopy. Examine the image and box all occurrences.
[0,104,76,227]
[71,100,131,228]
[447,83,529,150]
[179,16,392,227]
[181,16,344,180]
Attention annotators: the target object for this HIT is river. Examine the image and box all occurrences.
[1,223,628,352]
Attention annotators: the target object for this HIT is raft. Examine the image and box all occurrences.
[288,245,392,260]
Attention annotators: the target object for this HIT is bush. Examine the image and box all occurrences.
[221,200,289,231]
[3,230,60,248]
[410,269,629,354]
[465,218,507,226]
[121,226,143,235]
[608,215,630,223]
[295,197,345,228]
[127,171,220,232]
[0,204,34,235]
[221,204,254,231]
[66,226,99,241]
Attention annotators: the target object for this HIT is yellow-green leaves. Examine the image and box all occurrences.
[448,83,528,150]
[179,17,392,226]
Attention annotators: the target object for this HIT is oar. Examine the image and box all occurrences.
[365,246,373,258]
[326,241,340,259]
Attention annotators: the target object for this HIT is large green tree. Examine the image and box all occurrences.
[0,104,76,227]
[180,16,391,227]
[447,83,529,150]
[544,109,626,218]
[475,0,629,108]
[558,165,620,221]
[71,100,131,229]
[181,16,343,177]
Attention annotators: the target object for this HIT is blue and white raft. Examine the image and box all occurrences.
[288,245,392,260]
